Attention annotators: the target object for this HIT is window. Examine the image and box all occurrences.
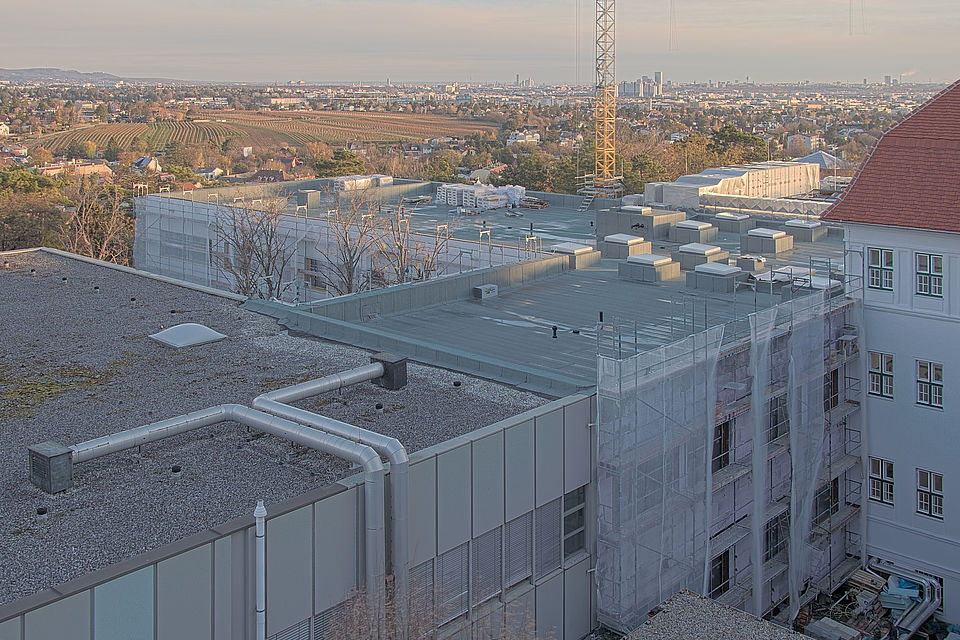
[563,486,587,559]
[408,560,434,635]
[868,247,894,290]
[813,478,840,526]
[767,395,789,443]
[915,253,943,297]
[916,361,943,408]
[869,352,894,398]
[824,369,840,410]
[535,499,561,578]
[712,421,731,473]
[869,457,895,505]
[917,469,943,520]
[764,511,789,562]
[304,257,325,290]
[709,550,730,598]
[471,526,502,605]
[437,543,469,624]
[504,513,533,588]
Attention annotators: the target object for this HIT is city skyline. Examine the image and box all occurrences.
[1,0,957,85]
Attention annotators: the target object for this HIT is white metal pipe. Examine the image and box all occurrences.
[254,361,410,640]
[869,558,941,640]
[67,404,387,637]
[259,362,384,405]
[254,500,267,640]
[253,397,408,639]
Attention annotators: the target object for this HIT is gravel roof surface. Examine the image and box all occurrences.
[628,591,810,640]
[0,250,545,606]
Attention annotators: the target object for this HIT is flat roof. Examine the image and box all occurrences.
[0,249,544,606]
[147,181,606,250]
[628,591,809,640]
[359,225,846,388]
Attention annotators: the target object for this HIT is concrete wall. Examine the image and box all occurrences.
[243,254,590,396]
[0,394,598,640]
[276,253,569,324]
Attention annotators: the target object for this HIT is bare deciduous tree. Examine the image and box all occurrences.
[312,188,386,296]
[378,205,456,284]
[323,582,539,640]
[60,176,134,265]
[213,196,297,299]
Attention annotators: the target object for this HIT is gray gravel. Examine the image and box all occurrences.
[627,591,809,640]
[0,250,545,606]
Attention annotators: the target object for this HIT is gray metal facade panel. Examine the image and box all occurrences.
[24,591,91,640]
[535,409,564,507]
[437,445,472,553]
[408,458,438,565]
[213,537,232,640]
[157,544,212,640]
[563,398,592,493]
[504,420,535,520]
[0,616,20,640]
[313,488,359,612]
[471,432,505,537]
[504,587,536,637]
[563,557,592,640]
[535,573,564,640]
[266,506,313,636]
[92,567,154,640]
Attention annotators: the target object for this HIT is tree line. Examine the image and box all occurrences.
[0,166,134,264]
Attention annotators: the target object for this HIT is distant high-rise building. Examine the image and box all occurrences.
[654,71,663,96]
[516,74,520,86]
[884,75,892,85]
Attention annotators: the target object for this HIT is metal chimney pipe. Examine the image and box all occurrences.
[254,500,267,640]
[255,361,411,640]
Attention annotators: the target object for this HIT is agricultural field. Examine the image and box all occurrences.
[28,111,498,154]
[27,121,242,154]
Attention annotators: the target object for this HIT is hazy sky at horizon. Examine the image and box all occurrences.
[2,0,957,84]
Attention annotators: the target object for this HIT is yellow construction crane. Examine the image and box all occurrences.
[579,0,623,211]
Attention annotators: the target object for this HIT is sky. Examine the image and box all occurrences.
[1,0,958,85]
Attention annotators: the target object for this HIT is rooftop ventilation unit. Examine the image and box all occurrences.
[149,323,227,348]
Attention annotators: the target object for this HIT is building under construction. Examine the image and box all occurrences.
[597,287,866,632]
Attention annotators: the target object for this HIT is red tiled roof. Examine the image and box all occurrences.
[822,79,960,232]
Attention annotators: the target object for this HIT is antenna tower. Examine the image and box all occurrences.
[578,0,622,207]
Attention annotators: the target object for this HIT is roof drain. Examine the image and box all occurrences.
[253,353,411,640]
[31,404,386,639]
[868,557,942,640]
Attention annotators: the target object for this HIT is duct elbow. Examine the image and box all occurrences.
[382,438,408,467]
[358,448,385,474]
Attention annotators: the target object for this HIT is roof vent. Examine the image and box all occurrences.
[149,323,227,349]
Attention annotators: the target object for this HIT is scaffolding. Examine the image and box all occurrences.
[597,280,866,632]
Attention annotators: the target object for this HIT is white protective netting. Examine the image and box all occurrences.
[749,291,829,618]
[599,289,841,631]
[597,325,724,632]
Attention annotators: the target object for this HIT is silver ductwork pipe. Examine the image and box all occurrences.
[869,557,942,640]
[255,362,411,640]
[68,404,387,637]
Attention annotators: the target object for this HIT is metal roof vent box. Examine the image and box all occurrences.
[149,323,227,349]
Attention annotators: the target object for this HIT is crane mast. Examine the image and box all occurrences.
[580,0,622,210]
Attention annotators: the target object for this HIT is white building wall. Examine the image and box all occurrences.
[845,222,960,621]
